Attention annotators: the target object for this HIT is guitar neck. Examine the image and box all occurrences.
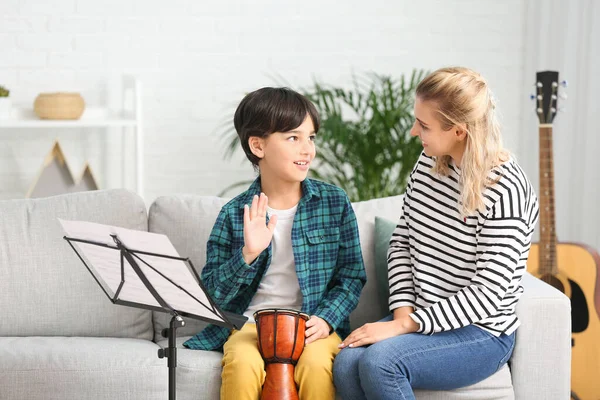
[539,124,558,275]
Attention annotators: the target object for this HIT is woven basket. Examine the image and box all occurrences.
[34,92,85,120]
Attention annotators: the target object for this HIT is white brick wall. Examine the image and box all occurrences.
[0,0,526,205]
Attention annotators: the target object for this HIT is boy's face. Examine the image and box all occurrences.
[250,114,317,184]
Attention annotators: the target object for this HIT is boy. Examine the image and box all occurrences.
[184,87,366,400]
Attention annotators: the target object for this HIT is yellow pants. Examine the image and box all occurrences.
[221,323,341,400]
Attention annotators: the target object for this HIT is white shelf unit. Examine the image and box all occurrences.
[0,76,144,197]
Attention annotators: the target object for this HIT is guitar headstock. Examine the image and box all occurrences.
[532,71,566,125]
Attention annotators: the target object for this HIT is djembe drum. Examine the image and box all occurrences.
[254,308,310,400]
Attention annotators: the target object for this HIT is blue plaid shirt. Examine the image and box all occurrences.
[183,177,366,351]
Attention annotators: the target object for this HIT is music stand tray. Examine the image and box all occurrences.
[59,218,247,400]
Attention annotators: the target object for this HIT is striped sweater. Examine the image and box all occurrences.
[388,153,539,336]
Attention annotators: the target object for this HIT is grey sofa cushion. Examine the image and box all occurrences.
[414,365,513,399]
[0,189,153,339]
[157,336,222,400]
[148,195,230,340]
[0,336,166,400]
[348,195,403,328]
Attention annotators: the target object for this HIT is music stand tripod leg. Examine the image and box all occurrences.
[158,314,185,400]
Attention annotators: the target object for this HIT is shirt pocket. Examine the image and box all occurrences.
[304,227,341,274]
[305,227,341,244]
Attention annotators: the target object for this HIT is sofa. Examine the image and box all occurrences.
[0,188,571,400]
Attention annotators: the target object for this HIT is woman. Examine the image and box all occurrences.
[333,67,539,400]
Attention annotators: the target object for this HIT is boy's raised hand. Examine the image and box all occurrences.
[242,193,278,264]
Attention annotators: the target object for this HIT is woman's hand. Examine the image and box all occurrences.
[339,313,419,349]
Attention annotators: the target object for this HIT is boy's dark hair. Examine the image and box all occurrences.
[233,87,320,167]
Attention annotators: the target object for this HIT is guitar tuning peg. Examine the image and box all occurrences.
[536,82,543,88]
[530,94,535,100]
[551,107,557,113]
[561,80,568,88]
[551,94,557,100]
[536,108,543,114]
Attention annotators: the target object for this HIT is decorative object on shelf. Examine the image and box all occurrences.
[26,141,99,198]
[0,85,11,120]
[33,92,85,120]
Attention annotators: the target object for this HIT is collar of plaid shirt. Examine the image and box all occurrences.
[237,176,321,210]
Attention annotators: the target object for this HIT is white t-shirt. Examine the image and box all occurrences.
[244,204,303,322]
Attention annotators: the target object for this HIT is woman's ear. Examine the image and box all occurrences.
[248,136,265,159]
[454,125,468,141]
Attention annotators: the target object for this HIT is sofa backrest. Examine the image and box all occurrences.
[350,195,403,326]
[0,189,153,340]
[148,193,403,340]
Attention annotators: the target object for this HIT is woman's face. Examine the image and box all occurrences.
[410,97,466,162]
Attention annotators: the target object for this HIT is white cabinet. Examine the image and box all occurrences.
[0,76,144,197]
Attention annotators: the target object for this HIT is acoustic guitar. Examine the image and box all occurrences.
[526,70,600,400]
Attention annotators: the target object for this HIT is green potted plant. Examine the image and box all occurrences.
[220,70,426,201]
[302,71,425,201]
[0,85,11,119]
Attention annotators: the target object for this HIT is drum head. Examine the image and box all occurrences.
[253,308,309,321]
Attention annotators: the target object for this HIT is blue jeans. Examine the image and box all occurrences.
[333,315,515,400]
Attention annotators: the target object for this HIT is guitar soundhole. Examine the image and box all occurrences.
[568,279,589,333]
[540,274,564,292]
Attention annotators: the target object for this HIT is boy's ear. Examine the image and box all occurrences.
[248,136,265,159]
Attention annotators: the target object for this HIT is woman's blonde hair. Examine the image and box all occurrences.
[416,67,509,216]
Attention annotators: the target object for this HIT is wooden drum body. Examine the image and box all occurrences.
[254,308,309,400]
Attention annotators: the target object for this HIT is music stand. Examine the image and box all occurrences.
[59,218,247,400]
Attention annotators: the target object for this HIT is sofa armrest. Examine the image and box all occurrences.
[511,273,571,400]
